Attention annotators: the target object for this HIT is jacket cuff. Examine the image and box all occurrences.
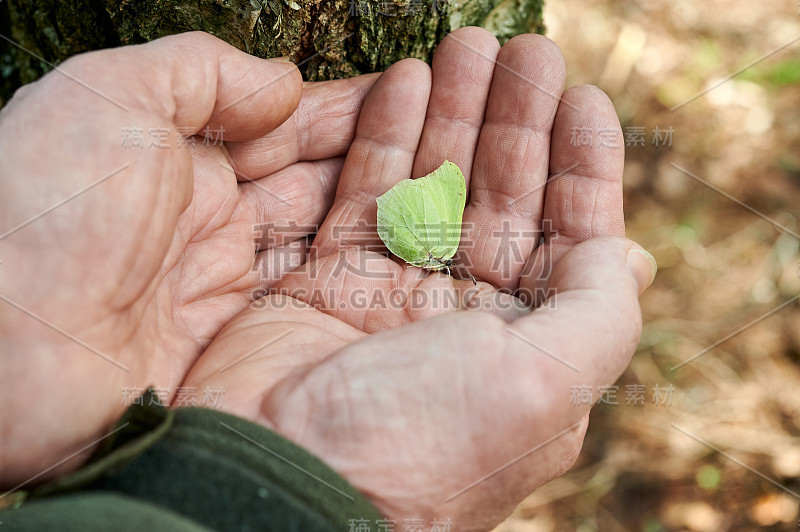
[1,389,384,531]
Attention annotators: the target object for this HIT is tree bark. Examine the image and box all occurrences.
[0,0,543,103]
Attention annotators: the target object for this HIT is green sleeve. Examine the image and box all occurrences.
[0,390,384,531]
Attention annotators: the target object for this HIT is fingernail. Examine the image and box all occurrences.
[267,55,293,64]
[627,248,657,294]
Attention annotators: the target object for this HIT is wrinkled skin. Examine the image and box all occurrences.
[0,29,654,530]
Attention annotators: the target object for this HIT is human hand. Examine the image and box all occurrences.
[180,28,656,529]
[0,32,377,485]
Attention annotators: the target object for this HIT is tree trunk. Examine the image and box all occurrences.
[0,0,543,104]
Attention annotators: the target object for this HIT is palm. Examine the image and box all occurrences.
[182,28,632,528]
[2,29,645,531]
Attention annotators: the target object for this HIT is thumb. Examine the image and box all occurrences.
[148,32,302,141]
[66,31,302,142]
[542,236,657,299]
[508,236,657,424]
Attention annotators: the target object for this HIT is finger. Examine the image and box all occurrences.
[519,85,625,303]
[411,27,499,183]
[64,31,302,142]
[461,35,566,289]
[225,74,379,179]
[312,59,432,256]
[508,237,655,428]
[236,158,344,249]
[158,32,301,141]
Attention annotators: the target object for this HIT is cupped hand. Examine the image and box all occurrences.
[180,28,656,529]
[0,32,377,485]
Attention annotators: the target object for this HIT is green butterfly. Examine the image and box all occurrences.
[376,160,474,283]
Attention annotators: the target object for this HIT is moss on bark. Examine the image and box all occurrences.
[0,0,543,104]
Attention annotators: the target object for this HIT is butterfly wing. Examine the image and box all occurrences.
[376,160,467,266]
[376,178,430,265]
[418,161,466,261]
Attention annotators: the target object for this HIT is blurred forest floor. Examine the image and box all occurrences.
[494,0,800,530]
